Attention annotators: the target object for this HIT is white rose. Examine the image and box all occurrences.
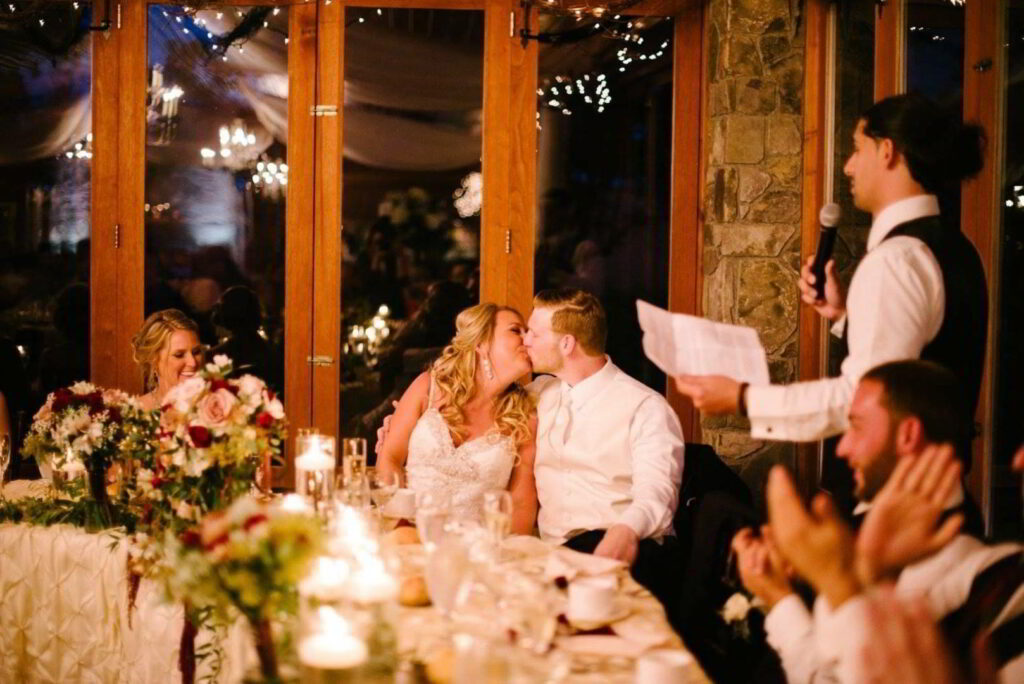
[237,375,264,403]
[722,593,752,624]
[166,377,206,412]
[213,354,231,368]
[266,398,285,420]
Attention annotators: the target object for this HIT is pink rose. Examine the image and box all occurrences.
[196,388,238,428]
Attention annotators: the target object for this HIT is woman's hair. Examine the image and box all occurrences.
[430,303,535,447]
[860,92,986,193]
[131,309,199,391]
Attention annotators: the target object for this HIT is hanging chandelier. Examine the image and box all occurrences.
[61,133,92,161]
[200,118,259,170]
[529,0,643,19]
[250,156,288,201]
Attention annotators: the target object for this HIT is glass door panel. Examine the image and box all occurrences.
[340,8,484,456]
[534,13,674,392]
[145,4,295,398]
[993,0,1024,538]
[0,2,93,477]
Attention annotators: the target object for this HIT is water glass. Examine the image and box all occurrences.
[482,489,513,554]
[425,533,470,616]
[341,438,367,485]
[415,490,451,551]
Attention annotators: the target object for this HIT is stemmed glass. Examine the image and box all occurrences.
[369,469,400,511]
[0,435,11,500]
[482,489,513,559]
[415,490,451,551]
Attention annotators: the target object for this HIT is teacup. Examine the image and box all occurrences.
[385,487,417,519]
[567,575,618,623]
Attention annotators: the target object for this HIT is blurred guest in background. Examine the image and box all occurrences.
[37,282,89,397]
[209,286,280,393]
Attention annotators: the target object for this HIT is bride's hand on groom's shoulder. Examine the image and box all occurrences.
[374,401,400,456]
[594,524,639,565]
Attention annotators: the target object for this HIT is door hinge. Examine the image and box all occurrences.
[114,223,120,249]
[510,11,515,38]
[307,355,335,367]
[310,105,338,117]
[116,3,121,29]
[505,229,511,254]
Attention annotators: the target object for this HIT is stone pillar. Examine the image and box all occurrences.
[702,0,805,497]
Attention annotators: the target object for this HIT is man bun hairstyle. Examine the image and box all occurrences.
[533,288,607,356]
[860,92,986,193]
[862,359,973,465]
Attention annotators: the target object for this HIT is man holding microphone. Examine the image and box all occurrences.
[675,93,988,449]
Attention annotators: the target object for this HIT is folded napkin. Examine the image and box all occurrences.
[611,613,675,649]
[543,546,625,582]
[1,479,52,502]
[554,634,647,659]
[501,534,550,558]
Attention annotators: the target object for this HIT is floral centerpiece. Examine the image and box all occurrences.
[22,382,140,527]
[163,496,323,682]
[134,354,286,539]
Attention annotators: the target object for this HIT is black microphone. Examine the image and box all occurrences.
[810,203,841,300]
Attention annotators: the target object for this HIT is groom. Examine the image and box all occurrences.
[524,288,685,604]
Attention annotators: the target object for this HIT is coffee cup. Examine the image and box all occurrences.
[384,488,417,519]
[567,575,617,623]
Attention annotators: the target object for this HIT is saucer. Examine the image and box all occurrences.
[566,601,631,631]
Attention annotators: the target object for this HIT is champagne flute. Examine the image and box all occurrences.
[415,490,451,551]
[0,435,11,500]
[482,489,513,557]
[341,437,367,486]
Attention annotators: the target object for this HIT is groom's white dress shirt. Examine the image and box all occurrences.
[528,358,685,545]
[745,194,946,442]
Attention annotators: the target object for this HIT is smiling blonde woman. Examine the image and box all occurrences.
[131,309,203,411]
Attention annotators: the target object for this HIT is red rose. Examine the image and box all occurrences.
[84,391,104,411]
[52,388,73,413]
[188,425,212,448]
[209,379,240,396]
[107,407,123,423]
[257,412,273,428]
[180,529,202,548]
[243,514,268,531]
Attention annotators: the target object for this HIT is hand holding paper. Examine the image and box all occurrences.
[636,300,770,415]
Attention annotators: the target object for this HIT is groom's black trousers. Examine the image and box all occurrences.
[563,530,683,611]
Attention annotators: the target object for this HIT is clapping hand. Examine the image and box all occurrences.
[855,444,964,585]
[731,526,794,609]
[860,591,960,684]
[766,465,860,609]
[798,256,845,321]
[673,375,742,414]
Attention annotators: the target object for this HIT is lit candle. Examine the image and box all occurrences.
[298,607,368,670]
[295,443,334,471]
[279,493,313,514]
[348,565,397,604]
[299,556,350,601]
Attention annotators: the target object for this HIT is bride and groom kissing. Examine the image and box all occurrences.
[376,287,685,607]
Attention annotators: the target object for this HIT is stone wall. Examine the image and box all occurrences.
[701,0,805,498]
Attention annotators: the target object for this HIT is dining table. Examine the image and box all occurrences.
[1,479,709,683]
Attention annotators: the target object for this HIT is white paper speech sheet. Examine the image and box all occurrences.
[636,300,771,385]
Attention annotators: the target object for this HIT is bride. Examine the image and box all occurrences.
[376,303,538,534]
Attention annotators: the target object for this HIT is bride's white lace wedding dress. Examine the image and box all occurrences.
[404,377,517,522]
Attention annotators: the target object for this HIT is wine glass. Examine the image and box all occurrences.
[425,532,470,616]
[341,437,367,485]
[415,490,451,551]
[482,489,513,558]
[369,469,400,511]
[0,435,10,500]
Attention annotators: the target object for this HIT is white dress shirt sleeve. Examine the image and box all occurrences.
[744,237,945,442]
[764,594,840,684]
[615,396,685,539]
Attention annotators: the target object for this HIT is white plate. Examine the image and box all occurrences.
[566,601,631,631]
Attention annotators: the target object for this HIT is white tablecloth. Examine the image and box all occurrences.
[0,521,251,684]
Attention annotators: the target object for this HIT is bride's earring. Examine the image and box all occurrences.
[482,357,495,380]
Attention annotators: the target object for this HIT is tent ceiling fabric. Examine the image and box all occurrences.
[0,7,483,171]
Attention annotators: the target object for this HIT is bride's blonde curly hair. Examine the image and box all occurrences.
[131,309,199,391]
[431,303,536,447]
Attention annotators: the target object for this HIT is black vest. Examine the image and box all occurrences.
[879,215,989,416]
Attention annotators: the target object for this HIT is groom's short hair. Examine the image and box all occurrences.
[533,288,607,356]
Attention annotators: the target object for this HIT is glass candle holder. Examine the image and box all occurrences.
[295,434,336,518]
[297,604,369,683]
